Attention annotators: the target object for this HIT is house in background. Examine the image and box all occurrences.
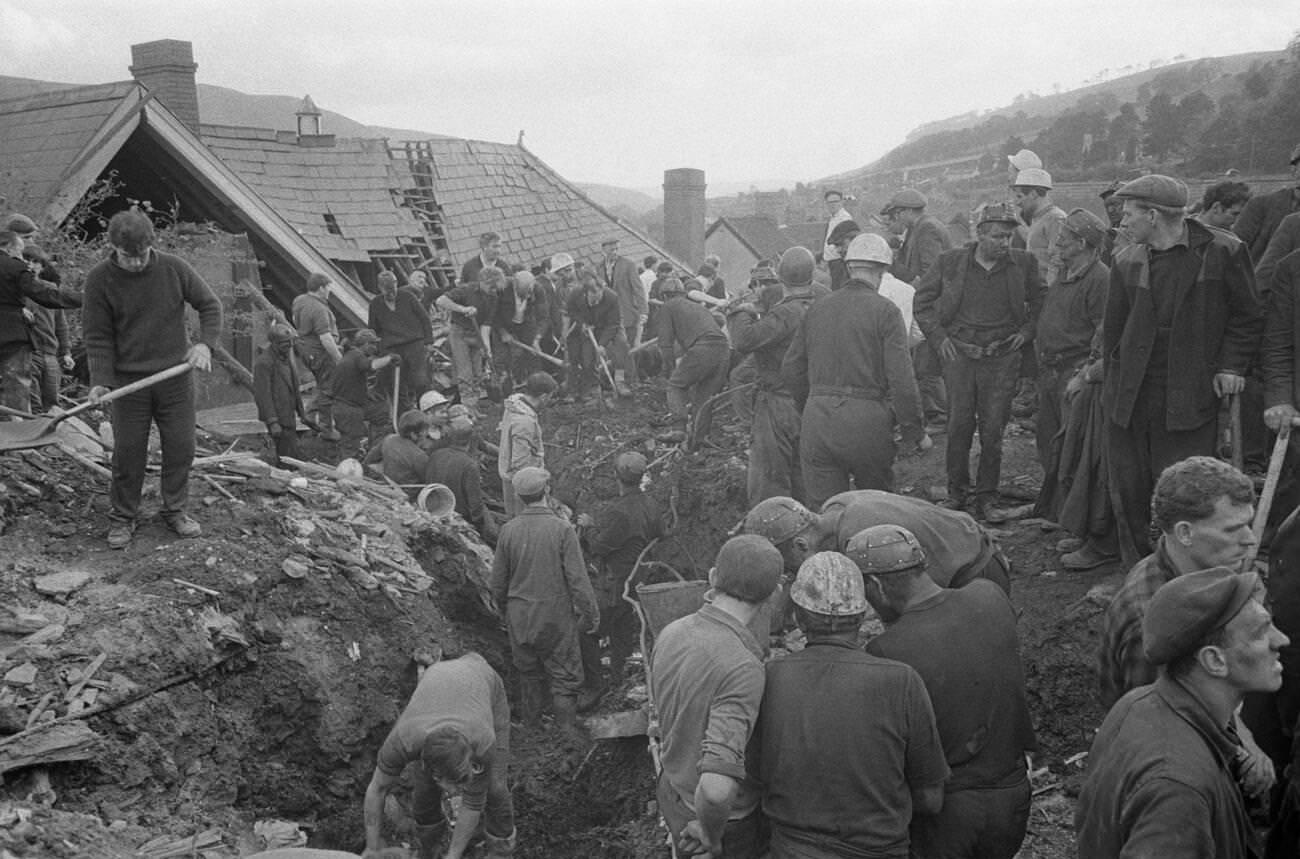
[0,39,681,329]
[704,215,828,295]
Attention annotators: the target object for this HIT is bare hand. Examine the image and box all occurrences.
[677,820,721,857]
[1264,404,1300,432]
[917,433,934,454]
[500,331,515,344]
[1065,371,1086,400]
[938,338,958,362]
[187,343,212,372]
[269,423,282,438]
[60,353,75,371]
[463,305,477,317]
[88,385,111,405]
[22,307,34,324]
[1214,372,1245,397]
[1006,333,1027,352]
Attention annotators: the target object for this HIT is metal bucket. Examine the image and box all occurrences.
[416,483,457,518]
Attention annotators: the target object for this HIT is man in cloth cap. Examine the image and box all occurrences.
[600,237,648,353]
[490,466,599,732]
[1076,567,1287,859]
[1103,175,1261,566]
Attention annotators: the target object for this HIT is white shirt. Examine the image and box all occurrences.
[823,207,853,261]
[878,273,923,346]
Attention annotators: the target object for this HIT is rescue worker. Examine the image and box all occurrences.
[0,228,81,415]
[565,272,633,399]
[426,423,489,538]
[368,270,432,410]
[495,270,558,388]
[914,203,1043,521]
[652,535,782,859]
[292,272,343,440]
[599,237,648,351]
[367,410,431,496]
[437,266,501,406]
[362,651,516,859]
[577,452,664,703]
[252,324,306,466]
[5,214,73,413]
[331,329,398,453]
[821,190,853,288]
[497,371,556,518]
[417,389,452,453]
[882,189,953,433]
[782,233,927,510]
[1233,142,1300,263]
[726,246,821,506]
[752,551,948,859]
[1103,175,1260,565]
[1195,181,1252,233]
[1011,167,1066,286]
[655,276,731,444]
[460,230,512,286]
[825,219,861,291]
[490,467,599,732]
[1032,207,1111,566]
[1076,567,1286,859]
[852,525,1037,859]
[743,492,1011,593]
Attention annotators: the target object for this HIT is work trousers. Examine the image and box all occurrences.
[508,618,584,696]
[30,351,61,411]
[108,370,195,522]
[566,327,629,393]
[378,341,428,412]
[265,429,300,467]
[657,773,769,859]
[1034,358,1087,517]
[944,350,1020,502]
[730,356,756,431]
[448,326,487,395]
[412,755,515,839]
[800,394,896,511]
[1107,383,1217,567]
[579,601,635,686]
[748,390,803,507]
[297,340,335,426]
[624,324,643,382]
[0,343,33,414]
[667,338,729,439]
[913,340,947,425]
[333,399,391,455]
[910,778,1031,859]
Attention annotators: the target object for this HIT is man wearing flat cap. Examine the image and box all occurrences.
[1033,208,1113,568]
[1077,567,1287,859]
[490,466,599,732]
[1234,142,1300,263]
[914,203,1044,522]
[1103,174,1262,566]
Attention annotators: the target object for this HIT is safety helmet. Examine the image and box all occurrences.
[513,270,536,291]
[658,276,686,295]
[268,324,295,345]
[4,213,38,235]
[791,552,868,616]
[419,390,450,411]
[844,233,893,266]
[1013,167,1053,190]
[744,496,815,545]
[352,329,380,347]
[777,246,815,287]
[550,252,575,272]
[844,525,926,575]
[614,451,647,482]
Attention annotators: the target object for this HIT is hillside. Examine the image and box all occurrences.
[576,182,659,216]
[821,47,1293,185]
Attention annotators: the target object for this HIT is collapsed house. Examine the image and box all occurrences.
[0,39,681,331]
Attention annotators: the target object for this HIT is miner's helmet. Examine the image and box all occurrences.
[844,233,893,266]
[844,524,927,575]
[777,246,815,287]
[791,551,868,616]
[744,496,815,545]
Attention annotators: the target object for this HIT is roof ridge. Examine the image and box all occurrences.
[0,79,138,113]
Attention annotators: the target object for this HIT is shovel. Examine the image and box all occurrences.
[0,362,192,451]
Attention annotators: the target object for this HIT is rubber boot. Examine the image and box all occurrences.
[414,822,449,859]
[483,827,518,858]
[613,369,632,399]
[552,693,579,733]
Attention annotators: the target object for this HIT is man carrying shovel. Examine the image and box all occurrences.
[82,209,222,549]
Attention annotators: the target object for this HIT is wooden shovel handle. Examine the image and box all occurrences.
[61,363,193,421]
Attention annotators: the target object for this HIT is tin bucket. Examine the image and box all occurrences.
[416,483,457,518]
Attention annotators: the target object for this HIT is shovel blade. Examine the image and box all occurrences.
[0,417,58,450]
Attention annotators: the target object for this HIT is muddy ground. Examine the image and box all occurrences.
[0,379,1119,858]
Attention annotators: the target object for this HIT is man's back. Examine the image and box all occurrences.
[756,643,948,857]
[866,581,1035,789]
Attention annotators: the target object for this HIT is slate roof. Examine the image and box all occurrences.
[779,221,829,253]
[0,82,140,216]
[706,215,794,261]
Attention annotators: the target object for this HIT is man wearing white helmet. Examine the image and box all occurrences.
[781,232,928,510]
[852,525,1036,859]
[1012,167,1067,285]
[752,551,948,859]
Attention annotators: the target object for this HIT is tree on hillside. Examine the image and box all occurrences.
[1143,91,1184,160]
[1108,103,1142,164]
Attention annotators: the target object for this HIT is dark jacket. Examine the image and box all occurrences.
[890,214,953,284]
[459,255,511,287]
[253,348,305,430]
[566,287,623,345]
[0,254,81,351]
[1254,210,1300,294]
[1262,249,1300,409]
[1102,218,1262,431]
[913,246,1043,349]
[600,255,647,327]
[727,289,818,393]
[367,290,432,350]
[1234,185,1300,263]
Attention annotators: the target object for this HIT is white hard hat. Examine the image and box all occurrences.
[1007,149,1042,171]
[791,552,868,616]
[1014,167,1053,190]
[550,252,574,272]
[844,233,893,266]
[419,390,450,411]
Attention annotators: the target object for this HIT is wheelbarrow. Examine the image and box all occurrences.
[0,362,191,451]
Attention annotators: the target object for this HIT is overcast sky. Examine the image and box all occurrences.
[1,1,1294,193]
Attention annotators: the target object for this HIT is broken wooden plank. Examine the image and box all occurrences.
[584,705,649,739]
[137,827,224,858]
[0,720,100,775]
[64,652,107,702]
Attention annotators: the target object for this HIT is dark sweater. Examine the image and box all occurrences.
[368,291,432,350]
[81,250,222,388]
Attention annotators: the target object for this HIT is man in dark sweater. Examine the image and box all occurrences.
[427,423,489,538]
[368,270,432,411]
[82,210,222,549]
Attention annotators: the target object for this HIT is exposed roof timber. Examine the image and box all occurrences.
[137,98,371,325]
[45,88,149,225]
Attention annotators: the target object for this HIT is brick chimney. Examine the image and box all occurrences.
[129,39,199,132]
[663,168,706,267]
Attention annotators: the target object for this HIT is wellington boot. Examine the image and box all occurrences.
[613,370,633,399]
[414,822,449,859]
[483,827,518,858]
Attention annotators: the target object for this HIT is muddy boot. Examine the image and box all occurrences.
[483,827,517,858]
[552,693,579,733]
[414,822,449,859]
[613,370,632,399]
[519,678,547,727]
